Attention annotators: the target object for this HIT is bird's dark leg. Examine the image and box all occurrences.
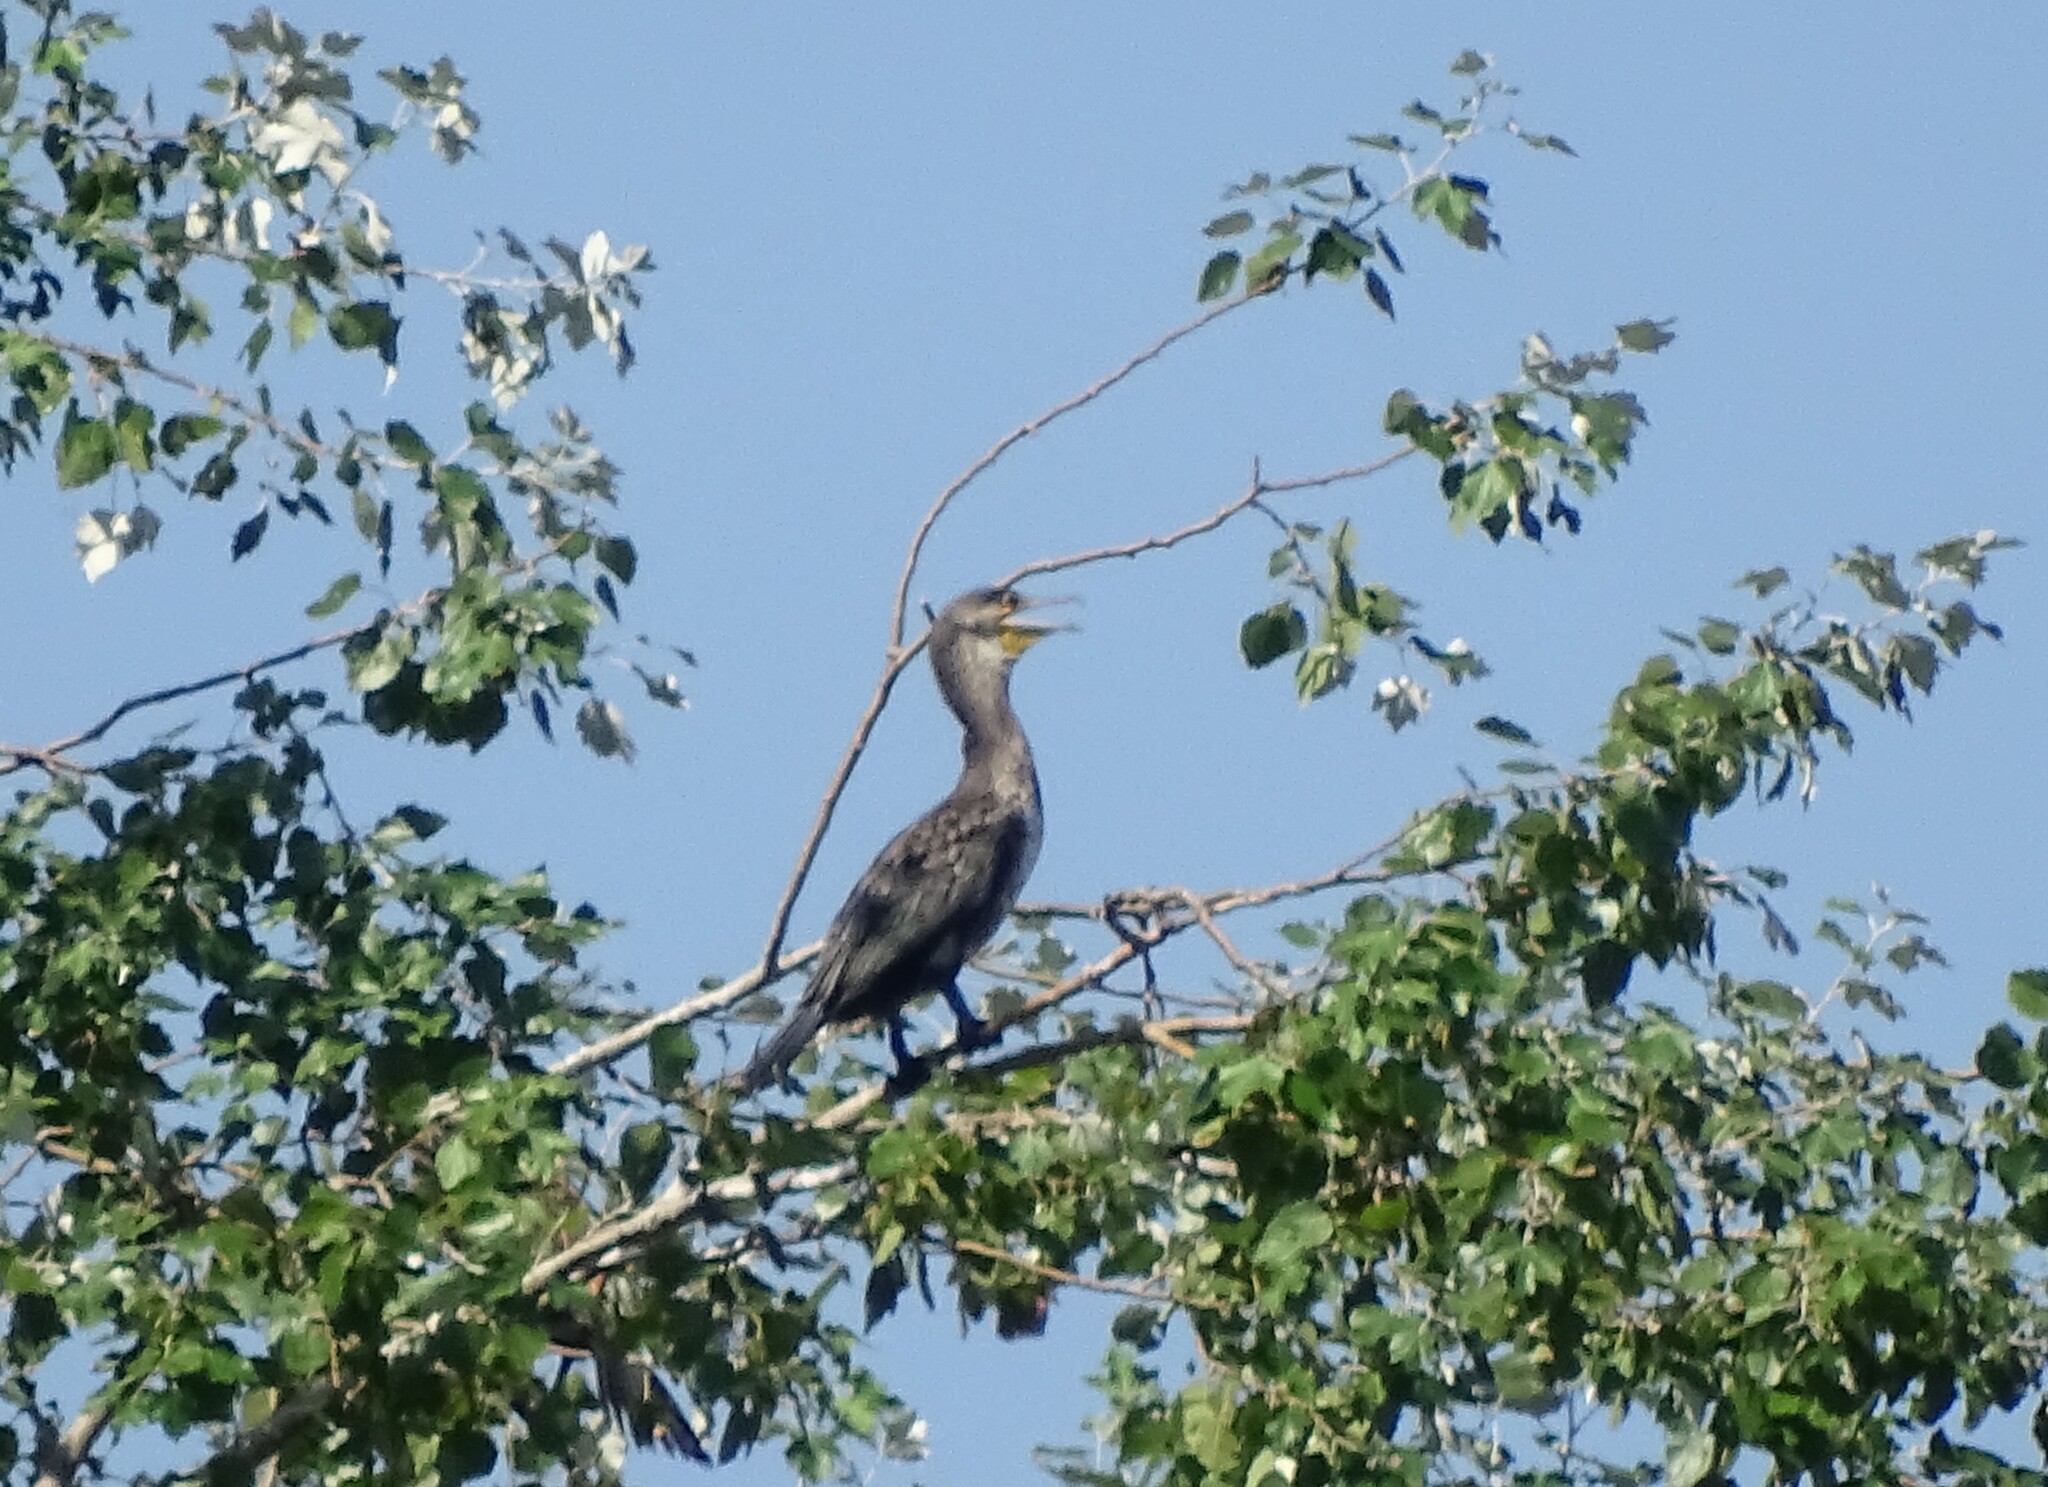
[941,980,990,1049]
[887,1015,925,1081]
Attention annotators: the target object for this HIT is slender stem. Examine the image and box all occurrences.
[0,627,355,777]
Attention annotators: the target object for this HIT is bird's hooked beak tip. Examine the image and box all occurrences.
[1000,592,1079,655]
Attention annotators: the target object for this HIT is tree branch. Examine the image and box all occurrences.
[946,1233,1228,1314]
[31,1397,117,1487]
[997,448,1415,589]
[521,1159,858,1295]
[546,939,823,1084]
[0,626,358,777]
[172,1383,340,1487]
[887,294,1250,649]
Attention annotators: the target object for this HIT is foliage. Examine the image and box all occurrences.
[0,15,2041,1487]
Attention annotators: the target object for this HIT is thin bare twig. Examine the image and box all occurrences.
[961,1013,1249,1081]
[887,295,1249,650]
[999,449,1415,588]
[2,534,580,779]
[547,940,822,1084]
[1184,894,1289,1000]
[751,642,926,978]
[947,1233,1226,1313]
[0,627,354,777]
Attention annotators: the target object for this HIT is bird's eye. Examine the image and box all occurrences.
[996,590,1018,613]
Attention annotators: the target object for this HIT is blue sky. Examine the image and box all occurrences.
[12,5,2048,1483]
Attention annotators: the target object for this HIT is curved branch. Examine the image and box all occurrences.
[888,295,1249,650]
[947,1233,1230,1314]
[0,626,358,778]
[522,1158,858,1294]
[171,1383,339,1487]
[997,448,1415,589]
[546,939,823,1084]
[752,641,926,978]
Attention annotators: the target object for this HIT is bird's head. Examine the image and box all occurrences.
[932,586,1074,665]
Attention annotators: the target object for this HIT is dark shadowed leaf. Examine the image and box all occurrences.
[1239,604,1307,668]
[1365,266,1394,318]
[1474,715,1536,746]
[1197,250,1240,302]
[230,506,269,560]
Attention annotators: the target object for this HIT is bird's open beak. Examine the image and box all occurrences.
[998,593,1078,657]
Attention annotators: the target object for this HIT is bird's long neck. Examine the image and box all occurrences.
[939,653,1033,781]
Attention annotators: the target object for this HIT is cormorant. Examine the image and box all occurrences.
[738,586,1061,1091]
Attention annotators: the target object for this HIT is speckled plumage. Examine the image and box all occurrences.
[738,588,1054,1092]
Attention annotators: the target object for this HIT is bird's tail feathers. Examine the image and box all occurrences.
[593,1344,709,1461]
[732,999,827,1093]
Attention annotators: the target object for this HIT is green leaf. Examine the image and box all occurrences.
[113,399,155,472]
[595,534,637,583]
[384,419,433,466]
[230,506,269,561]
[160,413,226,457]
[1978,1023,2029,1088]
[305,572,362,618]
[242,318,274,373]
[1304,226,1359,282]
[1697,617,1740,654]
[575,697,636,761]
[1736,565,1790,598]
[191,451,239,499]
[1202,210,1255,239]
[56,409,118,489]
[435,1135,482,1189]
[327,300,399,361]
[1616,318,1677,353]
[280,1324,328,1378]
[1449,458,1524,531]
[648,1023,698,1097]
[367,806,446,851]
[1281,163,1343,188]
[1197,250,1240,302]
[1253,1200,1334,1270]
[1239,604,1307,668]
[1448,49,1488,75]
[1212,1053,1284,1110]
[288,293,320,348]
[1581,941,1635,1009]
[2009,969,2048,1022]
[1243,230,1302,288]
[1666,1421,1717,1487]
[619,1120,673,1201]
